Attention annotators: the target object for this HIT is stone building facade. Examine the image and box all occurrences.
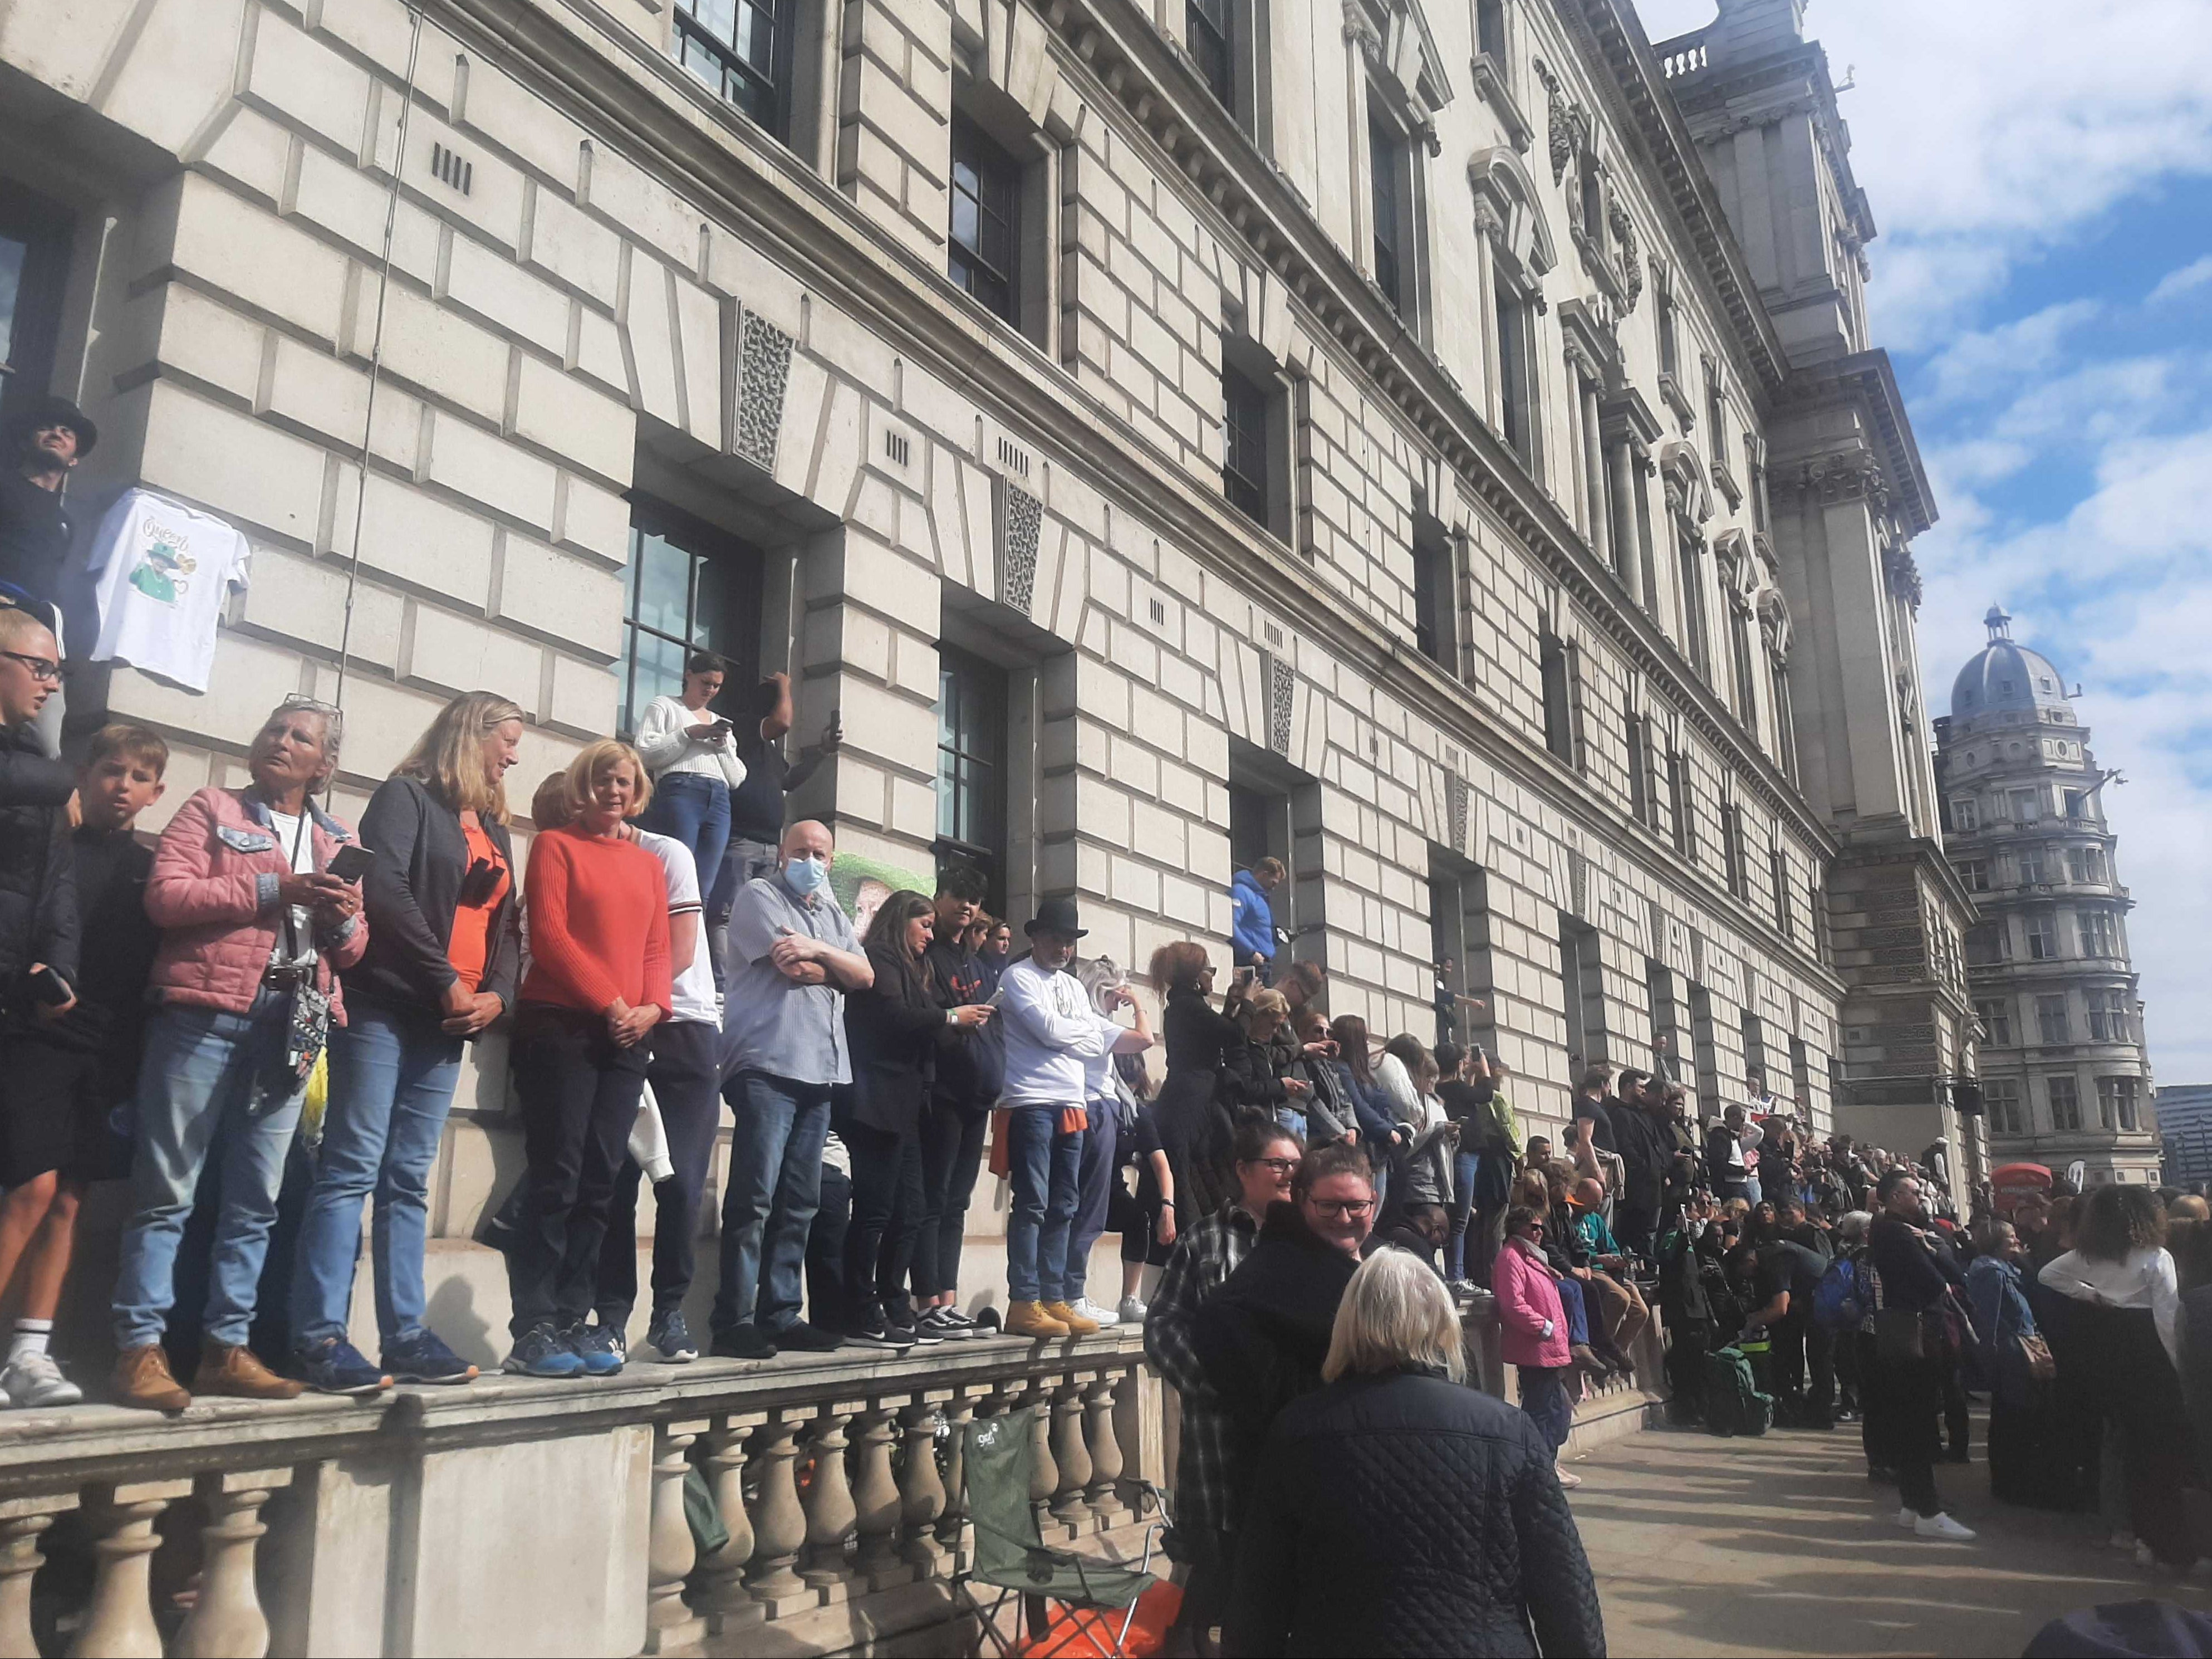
[1936,609,2159,1186]
[0,0,1966,1341]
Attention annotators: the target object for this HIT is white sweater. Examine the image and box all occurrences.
[635,694,746,790]
[2039,1246,2181,1369]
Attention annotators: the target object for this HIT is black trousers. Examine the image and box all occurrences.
[1666,1320,1710,1422]
[1865,1343,1944,1516]
[2077,1300,2195,1565]
[840,1113,924,1328]
[595,1020,723,1326]
[914,1097,986,1299]
[806,1163,852,1329]
[1766,1311,1835,1425]
[506,1005,649,1338]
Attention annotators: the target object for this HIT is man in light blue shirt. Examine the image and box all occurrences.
[996,897,1150,1339]
[709,820,872,1360]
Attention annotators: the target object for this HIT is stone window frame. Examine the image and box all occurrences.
[2035,992,2071,1048]
[1984,1076,2023,1136]
[945,68,1068,359]
[2047,1074,2082,1133]
[1975,997,2014,1049]
[1218,316,1296,543]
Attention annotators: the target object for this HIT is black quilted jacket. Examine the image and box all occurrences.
[1221,1368,1606,1658]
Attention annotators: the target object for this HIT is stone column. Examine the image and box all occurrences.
[698,1412,767,1634]
[1083,1373,1126,1519]
[642,1421,709,1654]
[936,1386,987,1559]
[799,1399,860,1601]
[744,1411,815,1617]
[71,1478,191,1659]
[1023,1384,1058,1527]
[0,1494,77,1659]
[175,1467,291,1659]
[1049,1379,1094,1526]
[899,1392,951,1577]
[1609,441,1645,606]
[850,1398,909,1591]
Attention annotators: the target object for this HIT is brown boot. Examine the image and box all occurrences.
[193,1341,305,1401]
[1044,1300,1100,1337]
[112,1344,192,1413]
[1003,1300,1071,1339]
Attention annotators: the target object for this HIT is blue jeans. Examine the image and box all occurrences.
[1445,1147,1483,1279]
[712,1071,830,1334]
[1518,1365,1573,1454]
[291,1002,463,1350]
[1065,1107,1119,1302]
[641,773,730,914]
[112,990,309,1350]
[1006,1104,1083,1304]
[1745,1175,1763,1206]
[1557,1275,1592,1346]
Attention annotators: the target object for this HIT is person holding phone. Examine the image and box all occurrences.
[635,650,744,926]
[110,697,368,1412]
[290,693,525,1394]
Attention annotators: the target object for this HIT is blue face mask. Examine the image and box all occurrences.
[782,854,828,898]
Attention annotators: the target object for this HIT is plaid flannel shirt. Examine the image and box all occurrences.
[1142,1205,1259,1548]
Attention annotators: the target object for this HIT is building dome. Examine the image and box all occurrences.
[1950,606,2073,724]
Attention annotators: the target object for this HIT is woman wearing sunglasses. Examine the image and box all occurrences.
[1494,1204,1580,1485]
[290,692,526,1394]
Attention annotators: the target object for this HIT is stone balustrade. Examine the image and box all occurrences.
[0,1330,1163,1658]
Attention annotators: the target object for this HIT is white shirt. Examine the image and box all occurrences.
[634,694,746,791]
[84,489,252,692]
[265,808,318,971]
[2040,1245,2181,1369]
[635,830,718,1026]
[998,956,1119,1107]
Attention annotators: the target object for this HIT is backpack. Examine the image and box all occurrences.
[1813,1252,1866,1333]
[1702,1346,1774,1438]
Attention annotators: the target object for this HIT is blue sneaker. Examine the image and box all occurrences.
[644,1309,698,1364]
[382,1328,478,1385]
[502,1323,586,1378]
[298,1338,391,1397]
[570,1323,625,1377]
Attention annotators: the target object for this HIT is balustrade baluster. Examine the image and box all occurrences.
[936,1388,984,1557]
[698,1412,767,1634]
[1024,1383,1058,1532]
[744,1411,814,1617]
[1083,1373,1126,1520]
[0,1494,77,1659]
[850,1398,908,1590]
[641,1421,709,1653]
[899,1391,950,1576]
[799,1399,860,1602]
[1049,1378,1093,1526]
[176,1467,291,1659]
[71,1478,190,1659]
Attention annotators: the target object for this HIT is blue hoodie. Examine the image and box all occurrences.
[1230,869,1277,959]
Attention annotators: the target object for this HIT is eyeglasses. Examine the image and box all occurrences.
[0,652,61,685]
[1308,1198,1375,1220]
[1247,1157,1301,1176]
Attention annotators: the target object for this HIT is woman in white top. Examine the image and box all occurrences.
[633,651,746,911]
[2039,1183,2194,1569]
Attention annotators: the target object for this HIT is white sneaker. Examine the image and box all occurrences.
[0,1352,81,1408]
[1117,1296,1149,1324]
[1914,1513,1976,1541]
[1070,1298,1120,1328]
[1554,1462,1583,1490]
[1896,1506,1917,1529]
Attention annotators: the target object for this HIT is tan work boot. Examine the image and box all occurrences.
[1044,1301,1100,1337]
[112,1344,192,1413]
[193,1341,305,1401]
[1003,1300,1072,1339]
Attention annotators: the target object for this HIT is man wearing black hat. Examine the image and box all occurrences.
[0,397,96,625]
[995,897,1150,1339]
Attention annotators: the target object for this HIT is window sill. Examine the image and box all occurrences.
[1657,370,1695,429]
[1711,456,1743,512]
[1470,54,1533,153]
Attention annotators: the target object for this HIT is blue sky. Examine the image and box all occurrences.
[1635,0,2212,1082]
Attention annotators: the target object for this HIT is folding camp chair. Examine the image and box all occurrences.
[950,1405,1163,1659]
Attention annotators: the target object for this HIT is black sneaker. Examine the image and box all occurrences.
[923,1306,978,1340]
[846,1318,913,1351]
[768,1320,843,1353]
[895,1316,944,1347]
[643,1309,698,1364]
[568,1323,625,1377]
[298,1337,392,1397]
[382,1328,477,1384]
[711,1324,778,1361]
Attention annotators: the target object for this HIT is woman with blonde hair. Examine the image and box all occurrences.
[501,742,671,1378]
[1223,1247,1605,1657]
[291,692,525,1394]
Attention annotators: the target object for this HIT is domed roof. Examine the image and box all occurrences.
[1950,606,2073,722]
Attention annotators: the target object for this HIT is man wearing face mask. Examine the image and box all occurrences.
[709,820,874,1360]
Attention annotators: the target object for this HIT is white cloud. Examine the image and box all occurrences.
[1918,301,2101,410]
[2150,255,2212,305]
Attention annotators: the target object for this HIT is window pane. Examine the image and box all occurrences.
[631,530,694,639]
[0,236,26,368]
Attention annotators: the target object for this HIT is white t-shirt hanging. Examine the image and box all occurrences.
[636,829,720,1027]
[84,489,252,693]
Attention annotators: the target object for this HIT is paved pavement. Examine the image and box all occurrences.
[1568,1416,2210,1657]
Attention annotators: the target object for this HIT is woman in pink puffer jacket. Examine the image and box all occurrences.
[1494,1203,1578,1480]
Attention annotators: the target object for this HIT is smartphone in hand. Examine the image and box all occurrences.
[327,844,375,882]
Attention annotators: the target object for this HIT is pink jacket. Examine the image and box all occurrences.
[1492,1236,1572,1369]
[146,787,369,1020]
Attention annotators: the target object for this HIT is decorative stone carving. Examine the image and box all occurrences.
[1883,543,1925,609]
[1794,450,1889,507]
[1265,653,1295,757]
[1608,200,1642,309]
[736,311,794,469]
[999,480,1043,616]
[1447,772,1470,853]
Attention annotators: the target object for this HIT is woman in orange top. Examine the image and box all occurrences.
[292,692,524,1396]
[502,741,672,1378]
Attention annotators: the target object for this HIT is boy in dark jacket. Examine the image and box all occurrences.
[0,716,149,1408]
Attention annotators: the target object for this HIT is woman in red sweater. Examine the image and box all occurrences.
[502,741,671,1379]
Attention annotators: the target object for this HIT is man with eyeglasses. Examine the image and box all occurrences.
[1144,1119,1304,1654]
